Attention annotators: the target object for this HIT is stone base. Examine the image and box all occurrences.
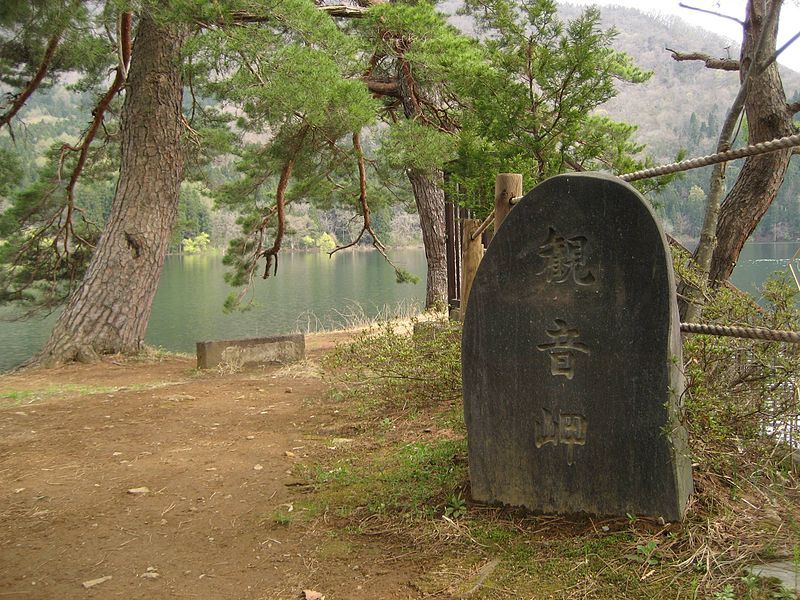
[196,334,305,369]
[750,561,799,594]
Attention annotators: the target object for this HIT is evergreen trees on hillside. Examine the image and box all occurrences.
[0,0,657,364]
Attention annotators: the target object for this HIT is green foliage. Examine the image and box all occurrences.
[314,232,336,254]
[677,249,800,471]
[379,120,458,173]
[0,148,22,196]
[324,318,463,411]
[361,1,489,178]
[0,138,110,311]
[443,491,467,519]
[181,232,210,254]
[712,584,736,600]
[452,0,657,213]
[395,267,420,285]
[626,540,660,566]
[173,181,213,250]
[191,4,380,297]
[0,1,108,90]
[307,438,468,518]
[271,511,292,526]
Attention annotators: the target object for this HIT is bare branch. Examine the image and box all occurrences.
[760,29,800,71]
[0,32,61,130]
[116,12,131,80]
[788,101,800,115]
[259,124,310,279]
[679,3,744,26]
[316,5,368,18]
[329,132,408,279]
[195,4,368,29]
[57,13,132,256]
[667,48,740,71]
[563,157,587,172]
[364,78,401,97]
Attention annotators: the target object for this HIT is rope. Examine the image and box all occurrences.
[681,322,800,344]
[465,132,800,239]
[469,196,524,240]
[470,212,495,241]
[621,132,800,182]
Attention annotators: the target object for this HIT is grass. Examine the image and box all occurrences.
[0,381,176,408]
[0,383,134,407]
[292,298,424,334]
[301,302,800,598]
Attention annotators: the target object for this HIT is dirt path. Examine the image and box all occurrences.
[0,333,424,599]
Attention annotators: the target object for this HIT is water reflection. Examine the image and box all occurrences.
[1,242,796,372]
[0,249,427,372]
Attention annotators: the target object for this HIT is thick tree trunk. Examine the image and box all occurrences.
[708,0,794,284]
[407,167,448,310]
[37,16,186,365]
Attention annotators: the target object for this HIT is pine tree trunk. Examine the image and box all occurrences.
[708,0,793,284]
[407,167,448,310]
[37,16,186,365]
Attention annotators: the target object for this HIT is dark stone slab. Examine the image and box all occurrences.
[196,334,305,369]
[462,173,692,521]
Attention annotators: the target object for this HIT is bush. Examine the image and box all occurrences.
[181,232,211,254]
[323,317,462,413]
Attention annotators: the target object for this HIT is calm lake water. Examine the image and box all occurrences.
[1,242,798,373]
[0,249,428,372]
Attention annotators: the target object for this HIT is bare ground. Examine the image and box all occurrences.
[0,332,427,599]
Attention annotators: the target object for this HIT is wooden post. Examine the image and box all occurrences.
[460,219,484,320]
[494,173,523,233]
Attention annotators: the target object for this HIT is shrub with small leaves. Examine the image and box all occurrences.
[323,317,462,412]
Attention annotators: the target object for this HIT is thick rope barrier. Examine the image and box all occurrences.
[469,212,495,241]
[680,322,800,344]
[468,132,800,240]
[621,132,800,182]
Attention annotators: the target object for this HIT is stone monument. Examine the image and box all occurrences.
[462,173,692,521]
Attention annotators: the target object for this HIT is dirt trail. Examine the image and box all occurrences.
[0,333,423,599]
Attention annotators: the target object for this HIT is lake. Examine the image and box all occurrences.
[1,242,799,372]
[0,249,428,372]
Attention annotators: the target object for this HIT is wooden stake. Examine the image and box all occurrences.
[494,173,523,233]
[461,219,484,319]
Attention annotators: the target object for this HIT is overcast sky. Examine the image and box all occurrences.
[563,0,800,72]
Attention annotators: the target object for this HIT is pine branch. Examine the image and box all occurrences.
[330,132,373,254]
[260,124,310,279]
[0,32,62,130]
[329,132,407,280]
[667,48,740,71]
[57,13,132,257]
[197,4,368,27]
[316,5,368,18]
[364,78,401,97]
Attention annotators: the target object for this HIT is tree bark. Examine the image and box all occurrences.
[37,16,186,365]
[407,167,448,310]
[709,0,794,284]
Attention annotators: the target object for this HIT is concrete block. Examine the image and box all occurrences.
[196,334,305,369]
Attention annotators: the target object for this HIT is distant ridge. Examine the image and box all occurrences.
[443,1,800,160]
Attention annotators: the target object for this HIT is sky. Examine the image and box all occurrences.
[564,0,800,72]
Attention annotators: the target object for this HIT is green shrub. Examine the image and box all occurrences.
[323,317,463,412]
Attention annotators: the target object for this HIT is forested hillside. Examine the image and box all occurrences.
[443,1,800,243]
[2,2,799,257]
[0,88,422,254]
[560,4,800,244]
